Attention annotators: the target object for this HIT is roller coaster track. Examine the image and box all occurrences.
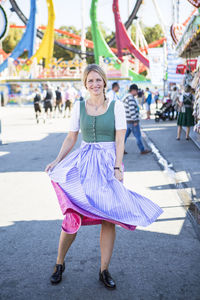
[9,0,142,56]
[9,0,93,56]
[108,0,143,47]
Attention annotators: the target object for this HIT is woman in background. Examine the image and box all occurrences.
[177,85,194,140]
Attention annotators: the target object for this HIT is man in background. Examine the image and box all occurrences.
[43,83,53,121]
[55,86,62,116]
[144,87,152,120]
[33,88,42,123]
[64,83,77,118]
[124,84,151,155]
[137,88,144,109]
[107,82,120,101]
[153,86,159,109]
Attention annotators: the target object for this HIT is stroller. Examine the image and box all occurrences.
[155,99,176,122]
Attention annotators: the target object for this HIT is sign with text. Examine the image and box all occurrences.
[148,48,164,85]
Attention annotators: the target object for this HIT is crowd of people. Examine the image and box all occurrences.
[33,83,79,123]
[105,79,197,142]
[33,74,196,145]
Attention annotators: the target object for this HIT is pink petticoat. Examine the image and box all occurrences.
[52,181,136,234]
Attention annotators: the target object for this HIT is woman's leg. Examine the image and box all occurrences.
[177,126,182,139]
[56,229,77,264]
[132,123,145,152]
[100,221,116,272]
[186,127,190,138]
[124,126,131,143]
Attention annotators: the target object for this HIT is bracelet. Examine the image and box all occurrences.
[114,167,121,172]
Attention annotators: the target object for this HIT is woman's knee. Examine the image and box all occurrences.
[101,221,115,229]
[61,229,77,240]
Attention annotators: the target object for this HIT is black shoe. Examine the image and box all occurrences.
[99,269,116,289]
[124,150,128,155]
[50,262,65,285]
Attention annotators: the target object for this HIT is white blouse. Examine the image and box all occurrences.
[69,100,127,132]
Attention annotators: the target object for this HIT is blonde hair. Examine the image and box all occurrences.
[83,64,107,101]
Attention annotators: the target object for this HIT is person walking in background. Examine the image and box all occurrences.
[184,70,193,87]
[137,88,144,109]
[177,85,195,140]
[123,84,151,155]
[33,88,42,124]
[106,82,120,101]
[43,83,53,121]
[64,83,77,118]
[144,87,152,120]
[153,86,159,109]
[45,64,162,288]
[54,86,63,116]
[171,86,179,118]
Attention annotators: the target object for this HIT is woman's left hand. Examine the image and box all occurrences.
[114,169,123,181]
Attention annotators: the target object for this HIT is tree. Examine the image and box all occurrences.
[131,24,136,43]
[143,24,163,44]
[2,24,23,53]
[130,23,163,45]
[53,26,81,61]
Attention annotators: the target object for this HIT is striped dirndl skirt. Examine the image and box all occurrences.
[48,141,163,234]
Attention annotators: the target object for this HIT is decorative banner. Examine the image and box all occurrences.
[170,23,184,44]
[186,59,197,71]
[176,64,186,74]
[148,48,164,85]
[0,5,8,40]
[187,0,200,8]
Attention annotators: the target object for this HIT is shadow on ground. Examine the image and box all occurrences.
[0,219,200,300]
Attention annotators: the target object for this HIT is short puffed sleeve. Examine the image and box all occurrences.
[114,101,127,130]
[69,101,80,132]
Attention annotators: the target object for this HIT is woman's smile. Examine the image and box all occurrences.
[86,71,104,95]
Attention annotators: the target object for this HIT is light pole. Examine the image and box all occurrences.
[81,0,86,61]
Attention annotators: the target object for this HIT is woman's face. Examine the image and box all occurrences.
[86,71,104,97]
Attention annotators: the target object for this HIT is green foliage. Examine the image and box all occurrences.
[59,25,81,35]
[53,25,82,61]
[140,70,147,77]
[53,44,75,61]
[2,24,23,53]
[131,24,136,43]
[130,23,163,45]
[143,24,163,44]
[20,50,28,59]
[86,26,92,41]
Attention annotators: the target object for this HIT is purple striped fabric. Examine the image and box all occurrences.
[49,141,163,234]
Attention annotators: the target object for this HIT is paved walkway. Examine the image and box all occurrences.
[0,107,200,300]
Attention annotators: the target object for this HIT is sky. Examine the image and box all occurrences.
[2,0,195,33]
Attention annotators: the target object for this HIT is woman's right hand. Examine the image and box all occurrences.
[45,159,59,173]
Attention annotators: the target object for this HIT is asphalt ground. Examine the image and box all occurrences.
[0,106,200,300]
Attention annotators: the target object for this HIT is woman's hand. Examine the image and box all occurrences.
[45,159,59,173]
[114,169,123,182]
[45,131,78,173]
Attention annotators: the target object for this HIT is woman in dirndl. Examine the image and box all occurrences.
[45,64,163,289]
[177,85,195,140]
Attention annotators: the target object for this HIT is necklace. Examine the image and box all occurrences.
[87,101,105,111]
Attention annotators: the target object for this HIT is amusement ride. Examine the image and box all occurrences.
[0,0,199,83]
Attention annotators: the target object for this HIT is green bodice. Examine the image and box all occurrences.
[80,101,115,143]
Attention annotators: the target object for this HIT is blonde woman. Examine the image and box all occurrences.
[45,64,163,289]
